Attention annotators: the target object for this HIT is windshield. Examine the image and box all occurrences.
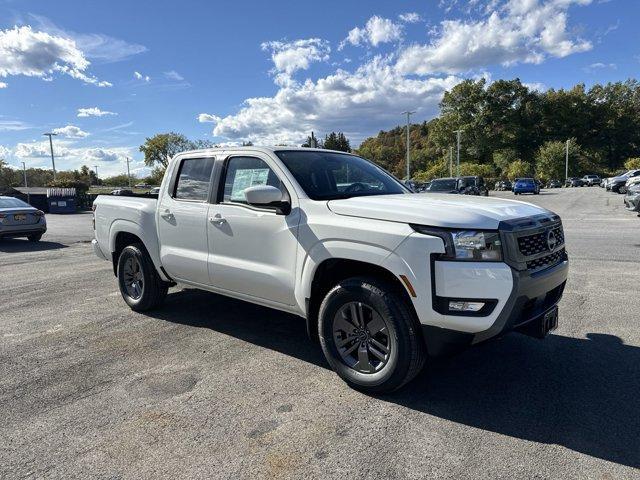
[0,197,31,208]
[275,150,408,200]
[427,179,458,191]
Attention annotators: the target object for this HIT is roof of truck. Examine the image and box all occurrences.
[174,146,352,156]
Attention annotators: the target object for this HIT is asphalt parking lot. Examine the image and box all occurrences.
[1,188,638,479]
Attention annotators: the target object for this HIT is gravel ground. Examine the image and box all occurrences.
[1,188,638,479]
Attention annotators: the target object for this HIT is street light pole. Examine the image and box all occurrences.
[93,165,99,185]
[449,146,453,177]
[126,157,132,188]
[43,132,58,180]
[21,161,30,204]
[565,139,570,181]
[401,110,416,181]
[453,129,463,177]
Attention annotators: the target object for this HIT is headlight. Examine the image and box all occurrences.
[411,226,503,261]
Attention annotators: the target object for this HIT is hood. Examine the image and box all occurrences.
[327,194,551,230]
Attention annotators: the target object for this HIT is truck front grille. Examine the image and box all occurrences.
[518,226,564,256]
[526,248,566,271]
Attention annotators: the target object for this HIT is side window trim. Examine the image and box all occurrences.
[170,156,216,203]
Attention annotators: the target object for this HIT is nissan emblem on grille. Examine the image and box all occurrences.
[547,229,557,251]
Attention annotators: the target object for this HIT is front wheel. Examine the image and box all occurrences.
[27,233,42,242]
[318,277,426,393]
[117,243,168,311]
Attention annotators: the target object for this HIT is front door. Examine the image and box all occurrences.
[207,154,299,305]
[157,156,215,285]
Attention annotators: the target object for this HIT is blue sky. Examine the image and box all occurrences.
[0,0,637,177]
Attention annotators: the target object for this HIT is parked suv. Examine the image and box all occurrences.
[565,177,584,187]
[93,147,568,393]
[458,176,489,196]
[582,175,601,186]
[513,178,540,195]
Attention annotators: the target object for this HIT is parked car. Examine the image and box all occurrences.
[111,189,134,196]
[494,180,512,191]
[565,177,584,187]
[513,178,540,195]
[424,177,460,194]
[135,183,151,189]
[0,196,47,242]
[582,175,601,186]
[623,182,640,214]
[458,176,489,196]
[547,179,562,188]
[610,169,640,193]
[149,187,161,195]
[92,147,568,393]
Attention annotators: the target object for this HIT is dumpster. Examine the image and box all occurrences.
[47,188,77,213]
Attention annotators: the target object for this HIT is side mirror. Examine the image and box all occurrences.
[244,185,290,215]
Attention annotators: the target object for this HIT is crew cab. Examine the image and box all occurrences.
[92,147,568,393]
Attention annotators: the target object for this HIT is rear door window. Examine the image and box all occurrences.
[173,158,215,201]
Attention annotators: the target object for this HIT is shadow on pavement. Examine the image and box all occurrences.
[150,288,639,469]
[0,239,67,252]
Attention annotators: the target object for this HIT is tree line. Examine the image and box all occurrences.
[357,78,640,182]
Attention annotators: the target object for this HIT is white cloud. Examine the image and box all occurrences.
[134,71,150,82]
[0,82,6,88]
[396,0,592,75]
[584,62,616,72]
[523,81,547,92]
[0,120,31,131]
[15,140,71,158]
[212,56,461,145]
[261,38,330,75]
[28,14,147,63]
[81,147,125,163]
[164,70,184,81]
[77,107,117,117]
[52,125,89,138]
[399,12,422,23]
[0,145,11,158]
[339,16,404,50]
[198,113,221,123]
[0,26,111,86]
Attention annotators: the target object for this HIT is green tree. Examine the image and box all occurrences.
[324,132,352,152]
[139,133,198,168]
[103,174,135,187]
[624,158,640,170]
[506,160,533,180]
[535,139,582,181]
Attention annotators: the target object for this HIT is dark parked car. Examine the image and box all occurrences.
[458,176,489,196]
[547,179,562,188]
[565,177,584,187]
[424,178,460,194]
[609,169,640,193]
[513,178,540,195]
[494,180,512,191]
[624,182,640,214]
[582,174,601,186]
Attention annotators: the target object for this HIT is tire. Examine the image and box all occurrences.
[27,233,42,242]
[318,277,426,394]
[117,243,169,311]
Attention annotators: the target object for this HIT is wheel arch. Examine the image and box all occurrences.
[109,220,168,281]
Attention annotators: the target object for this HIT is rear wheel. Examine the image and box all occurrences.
[318,277,426,393]
[27,233,42,242]
[117,243,168,311]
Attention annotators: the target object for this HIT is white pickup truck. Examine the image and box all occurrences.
[93,147,568,392]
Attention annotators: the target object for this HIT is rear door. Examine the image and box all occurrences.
[157,156,215,285]
[206,153,300,305]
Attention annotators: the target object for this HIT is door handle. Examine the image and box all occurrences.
[209,214,226,225]
[160,209,174,220]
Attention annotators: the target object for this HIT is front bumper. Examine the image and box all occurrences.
[423,255,568,356]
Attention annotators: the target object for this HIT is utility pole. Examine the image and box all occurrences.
[93,165,99,185]
[449,146,453,176]
[43,132,58,180]
[21,161,30,205]
[126,157,132,187]
[401,110,416,180]
[565,139,570,181]
[453,129,463,177]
